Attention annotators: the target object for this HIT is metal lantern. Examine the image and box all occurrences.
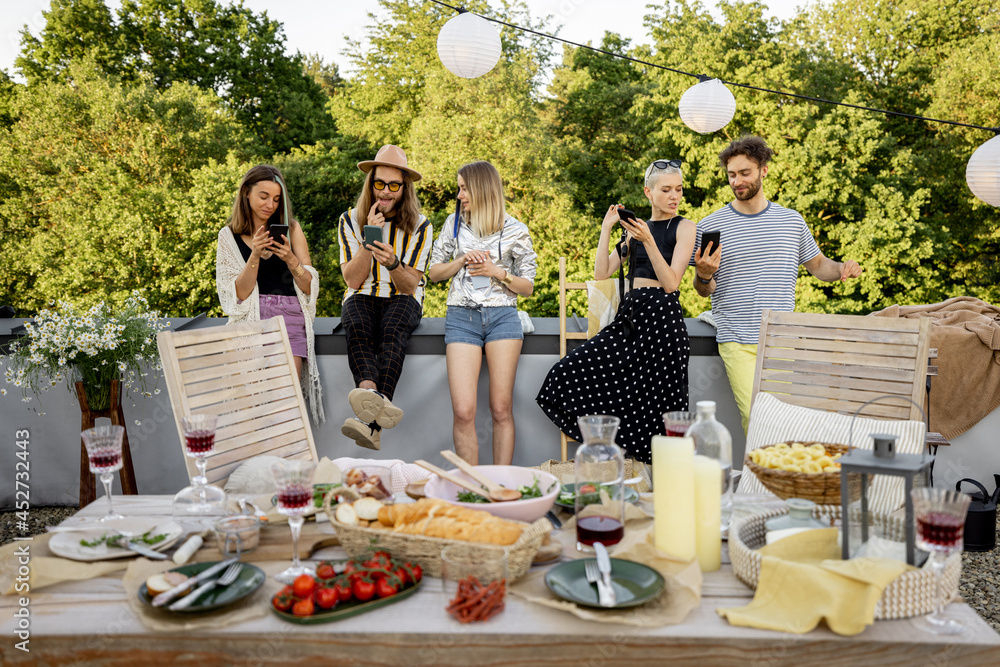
[436,11,502,79]
[678,78,736,134]
[966,134,1000,207]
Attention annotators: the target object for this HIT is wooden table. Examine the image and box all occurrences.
[2,496,998,666]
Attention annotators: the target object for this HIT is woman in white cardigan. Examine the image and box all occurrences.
[215,165,325,424]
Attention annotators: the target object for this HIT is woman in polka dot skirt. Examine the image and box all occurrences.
[536,160,695,463]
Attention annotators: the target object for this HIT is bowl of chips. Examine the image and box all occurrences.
[744,441,857,505]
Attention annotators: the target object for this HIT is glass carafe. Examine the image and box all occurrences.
[687,401,733,536]
[575,415,626,552]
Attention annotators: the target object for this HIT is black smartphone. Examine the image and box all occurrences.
[268,224,289,243]
[363,225,384,248]
[701,230,721,255]
[618,208,637,224]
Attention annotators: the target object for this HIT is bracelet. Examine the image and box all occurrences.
[697,274,713,285]
[387,257,401,271]
[501,269,514,286]
[248,262,258,270]
[292,264,306,278]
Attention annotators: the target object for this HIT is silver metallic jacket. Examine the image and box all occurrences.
[429,213,537,308]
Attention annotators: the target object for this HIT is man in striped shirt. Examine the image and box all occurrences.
[693,136,862,431]
[338,145,433,450]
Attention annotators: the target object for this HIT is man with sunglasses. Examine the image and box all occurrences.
[692,135,862,432]
[338,145,433,450]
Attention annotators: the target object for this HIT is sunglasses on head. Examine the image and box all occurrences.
[373,179,403,192]
[651,159,683,169]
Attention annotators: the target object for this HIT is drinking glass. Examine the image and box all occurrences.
[82,425,126,522]
[272,459,317,583]
[442,544,507,622]
[575,415,625,552]
[172,413,227,519]
[663,410,697,437]
[911,487,972,634]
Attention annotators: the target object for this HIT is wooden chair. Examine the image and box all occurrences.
[751,309,947,449]
[157,318,319,486]
[558,257,589,460]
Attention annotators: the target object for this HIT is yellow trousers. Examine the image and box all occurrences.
[717,342,758,433]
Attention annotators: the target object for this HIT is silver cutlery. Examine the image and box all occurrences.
[168,562,244,611]
[584,559,614,607]
[152,557,239,607]
[124,539,169,559]
[594,542,617,607]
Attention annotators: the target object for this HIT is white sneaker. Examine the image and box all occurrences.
[341,418,381,451]
[348,388,403,429]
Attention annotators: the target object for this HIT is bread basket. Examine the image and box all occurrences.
[744,442,859,505]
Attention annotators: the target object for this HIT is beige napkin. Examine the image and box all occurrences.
[510,500,702,626]
[122,558,284,632]
[0,534,129,594]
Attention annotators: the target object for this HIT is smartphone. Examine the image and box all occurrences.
[470,273,491,290]
[268,224,289,243]
[363,225,384,249]
[618,208,637,224]
[701,230,721,255]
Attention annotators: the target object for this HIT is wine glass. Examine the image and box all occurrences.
[663,410,697,437]
[172,413,227,520]
[272,459,317,584]
[82,425,126,522]
[911,487,972,634]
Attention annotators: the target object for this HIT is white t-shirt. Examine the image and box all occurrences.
[338,208,433,303]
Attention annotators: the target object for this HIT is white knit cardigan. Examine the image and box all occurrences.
[215,226,325,424]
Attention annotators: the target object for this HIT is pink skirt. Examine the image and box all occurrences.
[259,294,308,358]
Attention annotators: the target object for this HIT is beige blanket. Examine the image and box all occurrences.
[871,296,1000,438]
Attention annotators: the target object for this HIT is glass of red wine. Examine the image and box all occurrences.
[272,459,317,583]
[172,413,226,520]
[575,415,626,552]
[662,411,697,438]
[82,425,126,522]
[911,487,972,634]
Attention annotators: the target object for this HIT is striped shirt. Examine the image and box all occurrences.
[339,208,433,304]
[692,202,821,344]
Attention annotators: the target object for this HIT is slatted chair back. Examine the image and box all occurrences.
[157,318,318,486]
[751,309,932,422]
[558,256,589,460]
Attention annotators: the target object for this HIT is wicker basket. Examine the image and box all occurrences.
[729,506,960,619]
[745,442,858,505]
[325,506,550,582]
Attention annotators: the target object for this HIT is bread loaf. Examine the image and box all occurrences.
[375,498,523,545]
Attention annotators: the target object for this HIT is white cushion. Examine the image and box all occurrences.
[223,455,285,496]
[737,393,928,514]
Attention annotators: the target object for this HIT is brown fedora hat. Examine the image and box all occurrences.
[357,145,422,182]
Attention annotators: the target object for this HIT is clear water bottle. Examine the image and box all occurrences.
[687,401,732,537]
[574,415,626,553]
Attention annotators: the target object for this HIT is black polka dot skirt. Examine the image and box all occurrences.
[535,287,690,464]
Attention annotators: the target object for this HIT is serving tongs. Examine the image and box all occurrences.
[438,450,522,502]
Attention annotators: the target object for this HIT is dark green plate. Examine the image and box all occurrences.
[271,578,422,624]
[139,561,266,613]
[544,558,664,609]
[555,483,640,513]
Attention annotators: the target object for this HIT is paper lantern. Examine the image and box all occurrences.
[678,78,736,134]
[437,12,502,79]
[966,134,1000,207]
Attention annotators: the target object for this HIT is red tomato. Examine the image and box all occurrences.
[578,484,597,494]
[375,577,398,598]
[292,597,315,617]
[333,581,352,602]
[271,590,294,612]
[372,550,392,561]
[344,561,359,576]
[352,578,375,601]
[316,562,336,580]
[314,586,338,610]
[409,563,423,583]
[292,574,317,599]
[394,565,409,586]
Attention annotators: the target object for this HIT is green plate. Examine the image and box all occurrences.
[139,561,266,613]
[271,578,422,624]
[555,483,640,513]
[544,558,664,609]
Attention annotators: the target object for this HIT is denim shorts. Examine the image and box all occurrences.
[445,305,523,347]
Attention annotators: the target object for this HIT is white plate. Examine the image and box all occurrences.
[48,518,184,561]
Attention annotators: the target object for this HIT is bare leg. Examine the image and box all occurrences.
[484,339,522,465]
[294,356,304,380]
[358,380,377,390]
[447,343,483,465]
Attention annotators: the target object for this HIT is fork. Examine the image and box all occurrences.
[584,560,600,590]
[168,562,243,611]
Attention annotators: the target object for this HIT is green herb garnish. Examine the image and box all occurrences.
[80,529,168,549]
[456,490,489,503]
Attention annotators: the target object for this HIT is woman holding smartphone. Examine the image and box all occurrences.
[215,164,324,424]
[536,159,695,463]
[428,161,537,465]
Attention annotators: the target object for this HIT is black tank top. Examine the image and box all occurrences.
[234,233,297,296]
[627,217,681,281]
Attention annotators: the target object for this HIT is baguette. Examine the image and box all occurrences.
[374,498,523,546]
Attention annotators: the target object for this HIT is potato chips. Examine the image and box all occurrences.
[748,442,842,473]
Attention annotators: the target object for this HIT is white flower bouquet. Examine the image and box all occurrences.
[1,291,169,417]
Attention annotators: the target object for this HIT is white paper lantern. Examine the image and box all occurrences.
[966,134,1000,207]
[437,12,502,79]
[678,78,737,134]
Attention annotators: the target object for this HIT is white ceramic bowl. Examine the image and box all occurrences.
[424,465,560,523]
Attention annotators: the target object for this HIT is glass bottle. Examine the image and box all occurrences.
[765,498,828,545]
[574,415,626,553]
[687,401,733,537]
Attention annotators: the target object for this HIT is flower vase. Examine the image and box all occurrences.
[74,379,138,507]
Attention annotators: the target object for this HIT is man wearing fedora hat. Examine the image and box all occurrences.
[338,145,433,450]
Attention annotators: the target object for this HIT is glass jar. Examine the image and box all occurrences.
[686,401,733,536]
[765,498,829,545]
[574,415,626,553]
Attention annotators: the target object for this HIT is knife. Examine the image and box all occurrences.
[151,558,239,607]
[125,540,169,560]
[593,542,617,607]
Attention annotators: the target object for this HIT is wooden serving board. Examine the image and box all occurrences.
[189,520,339,563]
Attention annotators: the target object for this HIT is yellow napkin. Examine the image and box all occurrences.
[587,279,619,338]
[0,535,129,594]
[717,528,914,635]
